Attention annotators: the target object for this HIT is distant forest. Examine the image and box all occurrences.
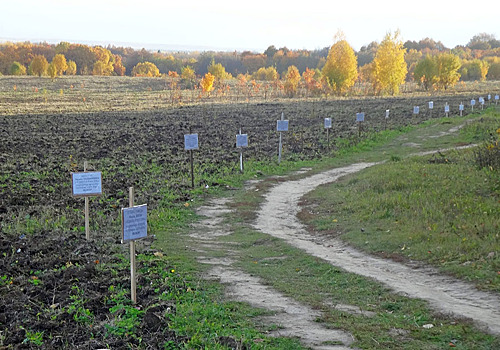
[1,33,499,82]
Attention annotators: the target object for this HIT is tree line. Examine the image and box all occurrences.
[1,32,499,95]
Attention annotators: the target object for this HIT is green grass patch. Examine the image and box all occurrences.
[301,110,500,292]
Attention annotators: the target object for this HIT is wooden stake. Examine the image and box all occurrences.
[326,127,330,150]
[129,187,137,304]
[278,112,283,164]
[239,128,244,173]
[84,161,90,241]
[190,149,194,188]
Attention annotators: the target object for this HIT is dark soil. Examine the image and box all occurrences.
[0,229,189,349]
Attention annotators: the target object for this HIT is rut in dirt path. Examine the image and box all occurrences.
[254,161,500,335]
[189,197,355,350]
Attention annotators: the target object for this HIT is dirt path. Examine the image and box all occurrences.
[190,197,355,349]
[254,162,500,336]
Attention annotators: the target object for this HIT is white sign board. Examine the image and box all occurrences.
[488,94,491,100]
[324,118,332,129]
[428,101,434,109]
[471,99,476,106]
[71,172,102,197]
[385,110,390,119]
[184,134,199,150]
[459,103,464,111]
[277,120,289,132]
[495,95,499,101]
[356,112,365,122]
[444,105,450,113]
[413,106,419,115]
[479,97,485,105]
[236,134,248,148]
[122,204,148,243]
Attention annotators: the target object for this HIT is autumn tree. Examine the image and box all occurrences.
[66,60,77,75]
[10,61,26,75]
[113,54,126,76]
[51,54,68,76]
[29,55,49,76]
[322,37,358,94]
[200,72,215,94]
[92,46,114,76]
[372,31,408,95]
[47,62,57,79]
[207,60,230,80]
[131,62,161,77]
[252,66,278,81]
[283,65,301,97]
[180,66,196,88]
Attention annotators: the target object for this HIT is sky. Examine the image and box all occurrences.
[1,0,498,52]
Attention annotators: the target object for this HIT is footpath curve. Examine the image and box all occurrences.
[254,160,500,335]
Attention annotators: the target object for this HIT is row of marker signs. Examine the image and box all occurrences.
[72,93,500,242]
[69,94,497,301]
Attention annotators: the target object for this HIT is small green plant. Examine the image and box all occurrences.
[66,285,94,325]
[22,328,44,346]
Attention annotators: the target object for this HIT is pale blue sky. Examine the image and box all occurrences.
[1,0,497,51]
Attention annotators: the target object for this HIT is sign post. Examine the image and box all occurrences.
[495,95,499,105]
[71,161,102,240]
[444,103,450,117]
[385,109,389,130]
[471,99,476,112]
[324,117,332,149]
[479,97,485,110]
[459,102,464,117]
[121,187,148,304]
[356,112,364,137]
[428,101,433,117]
[277,112,289,164]
[236,129,248,172]
[413,106,420,116]
[184,133,199,188]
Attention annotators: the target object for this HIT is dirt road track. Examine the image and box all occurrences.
[254,162,500,335]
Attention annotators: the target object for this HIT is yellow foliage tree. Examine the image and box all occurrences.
[29,55,49,77]
[51,54,68,76]
[284,65,301,97]
[200,72,215,94]
[372,31,407,95]
[208,61,230,80]
[131,62,161,77]
[181,66,195,80]
[47,62,57,79]
[322,39,358,94]
[66,60,77,75]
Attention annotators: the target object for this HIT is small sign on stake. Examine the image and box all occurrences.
[495,95,499,105]
[471,99,476,112]
[71,162,102,240]
[428,101,434,109]
[356,112,364,137]
[236,131,248,172]
[324,117,332,149]
[277,112,288,164]
[444,104,450,117]
[121,187,148,304]
[184,133,199,188]
[479,97,485,110]
[413,106,420,115]
[459,102,464,116]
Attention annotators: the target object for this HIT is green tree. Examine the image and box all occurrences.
[322,38,358,94]
[252,66,278,81]
[413,56,437,90]
[460,59,489,81]
[10,61,26,75]
[207,60,230,80]
[372,31,408,95]
[434,53,461,90]
[29,55,49,76]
